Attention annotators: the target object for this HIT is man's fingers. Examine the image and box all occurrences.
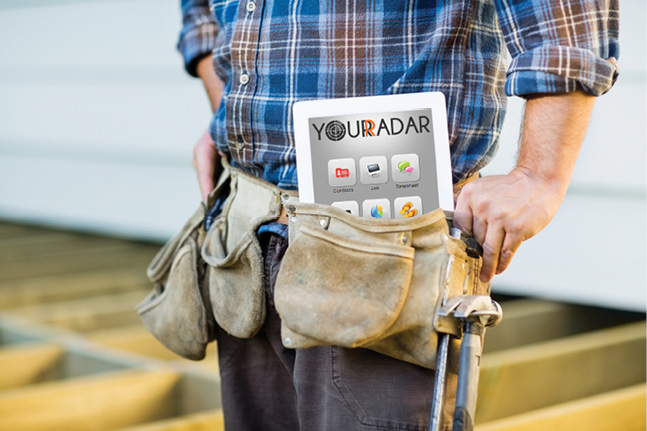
[196,157,215,202]
[192,130,218,202]
[453,187,474,236]
[496,230,523,275]
[480,225,505,283]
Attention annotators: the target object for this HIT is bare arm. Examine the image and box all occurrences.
[454,90,595,282]
[193,56,225,202]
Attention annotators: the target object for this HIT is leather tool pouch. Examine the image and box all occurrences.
[138,161,295,359]
[201,170,286,339]
[136,166,231,360]
[274,202,489,370]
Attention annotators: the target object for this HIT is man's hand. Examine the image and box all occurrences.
[454,168,564,282]
[454,91,596,283]
[192,128,220,202]
[193,55,225,202]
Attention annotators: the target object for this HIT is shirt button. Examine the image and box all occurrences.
[239,73,250,85]
[246,1,256,12]
[236,137,245,150]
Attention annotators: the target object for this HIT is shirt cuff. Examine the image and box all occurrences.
[505,45,619,97]
[177,20,219,78]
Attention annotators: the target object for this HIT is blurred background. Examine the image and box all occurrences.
[0,1,645,430]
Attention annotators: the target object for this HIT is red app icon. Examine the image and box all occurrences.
[335,168,350,178]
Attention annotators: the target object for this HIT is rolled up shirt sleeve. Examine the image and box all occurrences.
[495,0,619,97]
[177,0,219,78]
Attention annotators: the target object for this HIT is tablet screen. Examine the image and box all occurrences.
[293,93,453,218]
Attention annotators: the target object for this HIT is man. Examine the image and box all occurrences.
[178,1,618,429]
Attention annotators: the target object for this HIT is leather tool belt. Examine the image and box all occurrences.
[137,159,489,369]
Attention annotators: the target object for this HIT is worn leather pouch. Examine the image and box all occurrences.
[274,202,488,369]
[136,167,230,360]
[201,168,288,339]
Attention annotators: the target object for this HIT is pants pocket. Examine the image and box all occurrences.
[137,236,212,360]
[331,346,455,431]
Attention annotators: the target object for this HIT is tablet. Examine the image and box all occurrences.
[293,92,454,219]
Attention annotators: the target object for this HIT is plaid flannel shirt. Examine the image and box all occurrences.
[178,0,619,188]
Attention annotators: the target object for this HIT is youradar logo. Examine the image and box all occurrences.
[312,115,431,142]
[325,121,346,141]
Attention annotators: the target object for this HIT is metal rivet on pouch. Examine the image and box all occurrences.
[319,219,327,226]
[287,205,296,213]
[399,233,409,245]
[290,217,297,223]
[282,193,291,200]
[284,337,292,346]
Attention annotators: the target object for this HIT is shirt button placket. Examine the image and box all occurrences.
[239,73,250,85]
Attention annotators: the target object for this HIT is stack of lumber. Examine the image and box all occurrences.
[0,222,644,430]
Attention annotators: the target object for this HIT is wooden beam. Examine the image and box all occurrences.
[87,325,218,364]
[484,299,641,353]
[4,291,146,332]
[0,268,149,309]
[0,370,180,431]
[116,410,224,431]
[0,343,63,389]
[0,244,156,281]
[477,322,646,423]
[475,384,646,431]
[0,233,146,262]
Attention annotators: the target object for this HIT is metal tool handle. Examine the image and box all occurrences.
[452,321,483,431]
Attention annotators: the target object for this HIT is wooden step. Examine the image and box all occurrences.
[0,343,64,390]
[0,343,136,390]
[0,370,180,431]
[477,322,647,423]
[475,383,646,431]
[484,299,642,353]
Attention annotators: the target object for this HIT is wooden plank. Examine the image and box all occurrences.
[0,223,56,240]
[0,232,155,262]
[117,410,224,431]
[476,384,646,431]
[0,343,63,389]
[0,244,156,281]
[477,322,646,422]
[484,300,641,353]
[0,370,180,431]
[0,268,150,309]
[87,325,218,364]
[4,291,146,332]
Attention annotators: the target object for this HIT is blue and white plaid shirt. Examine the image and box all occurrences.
[178,0,619,189]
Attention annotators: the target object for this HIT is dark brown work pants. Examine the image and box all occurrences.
[214,232,455,431]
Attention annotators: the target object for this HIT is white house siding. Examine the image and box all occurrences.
[0,0,644,310]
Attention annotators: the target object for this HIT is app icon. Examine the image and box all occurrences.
[394,196,423,219]
[370,205,384,218]
[362,199,391,219]
[397,160,415,174]
[328,158,357,187]
[336,167,350,178]
[391,154,420,183]
[331,201,359,216]
[366,163,382,177]
[359,156,388,185]
[399,201,417,218]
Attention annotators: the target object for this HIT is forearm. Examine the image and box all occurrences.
[196,55,224,113]
[454,90,597,282]
[515,91,596,197]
